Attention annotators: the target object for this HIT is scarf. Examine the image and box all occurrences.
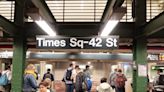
[25,70,37,79]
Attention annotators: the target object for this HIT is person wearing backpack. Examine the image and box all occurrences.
[43,69,54,90]
[84,65,92,92]
[115,69,127,92]
[75,68,87,92]
[63,63,74,92]
[2,65,12,92]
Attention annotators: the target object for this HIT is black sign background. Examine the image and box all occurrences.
[36,36,119,49]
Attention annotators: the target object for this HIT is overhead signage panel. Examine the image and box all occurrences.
[36,35,119,49]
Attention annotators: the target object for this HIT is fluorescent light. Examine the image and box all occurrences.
[35,20,56,36]
[100,20,119,36]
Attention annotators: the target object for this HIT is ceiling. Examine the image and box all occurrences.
[0,0,163,53]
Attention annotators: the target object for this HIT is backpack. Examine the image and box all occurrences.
[0,73,8,86]
[115,74,125,88]
[65,69,72,81]
[44,73,52,80]
[86,78,92,90]
[158,75,164,85]
[76,72,87,91]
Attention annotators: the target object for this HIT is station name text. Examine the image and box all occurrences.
[36,36,119,49]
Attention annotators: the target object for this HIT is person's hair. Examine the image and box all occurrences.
[100,77,107,83]
[26,64,35,70]
[69,63,73,67]
[39,82,49,87]
[75,65,79,69]
[114,68,118,72]
[47,68,51,72]
[86,65,90,69]
[157,69,163,73]
[5,65,11,70]
[118,69,122,73]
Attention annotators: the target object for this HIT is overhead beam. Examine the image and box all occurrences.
[31,0,56,23]
[137,12,164,37]
[0,15,17,35]
[101,0,116,22]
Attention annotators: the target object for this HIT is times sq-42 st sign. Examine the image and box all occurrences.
[36,36,119,49]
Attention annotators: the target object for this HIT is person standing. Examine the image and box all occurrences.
[43,69,54,89]
[84,65,92,92]
[109,68,117,90]
[2,65,12,92]
[23,64,38,92]
[115,69,127,92]
[96,77,110,92]
[63,63,74,92]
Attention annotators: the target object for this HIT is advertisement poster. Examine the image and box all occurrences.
[138,64,147,77]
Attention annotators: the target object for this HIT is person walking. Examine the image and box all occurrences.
[63,63,74,92]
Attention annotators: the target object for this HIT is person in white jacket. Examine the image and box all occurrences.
[96,77,110,92]
[2,65,12,92]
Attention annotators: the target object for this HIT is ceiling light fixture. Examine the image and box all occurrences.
[35,20,56,36]
[100,20,119,36]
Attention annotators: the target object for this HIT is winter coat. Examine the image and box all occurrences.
[96,83,110,92]
[23,73,38,92]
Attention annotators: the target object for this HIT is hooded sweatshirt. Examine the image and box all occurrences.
[96,83,110,92]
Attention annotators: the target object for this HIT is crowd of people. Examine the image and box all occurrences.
[62,63,127,92]
[1,63,164,92]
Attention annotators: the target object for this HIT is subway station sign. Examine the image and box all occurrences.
[36,35,119,49]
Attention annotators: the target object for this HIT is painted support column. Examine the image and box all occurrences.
[12,0,26,92]
[133,38,147,92]
[12,36,27,92]
[133,0,147,92]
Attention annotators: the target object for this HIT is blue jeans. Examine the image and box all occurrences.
[116,87,125,92]
[66,84,74,92]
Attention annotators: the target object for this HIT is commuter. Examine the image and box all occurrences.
[43,69,54,90]
[63,63,74,92]
[0,70,4,92]
[23,64,38,92]
[114,69,127,92]
[2,65,12,92]
[43,78,54,92]
[84,65,92,92]
[38,82,50,92]
[84,65,91,79]
[72,64,80,91]
[153,69,164,86]
[96,77,110,92]
[43,69,54,82]
[109,68,117,90]
[75,68,87,92]
[153,69,164,92]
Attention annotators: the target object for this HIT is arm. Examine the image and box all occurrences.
[28,75,38,89]
[51,74,54,81]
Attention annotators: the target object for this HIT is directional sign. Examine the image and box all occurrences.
[36,35,119,49]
